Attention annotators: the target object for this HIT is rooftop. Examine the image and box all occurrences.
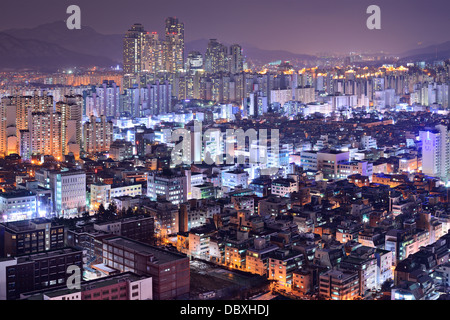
[318,149,348,155]
[94,215,152,226]
[16,247,82,264]
[1,218,56,232]
[104,236,188,264]
[81,271,144,292]
[0,189,36,198]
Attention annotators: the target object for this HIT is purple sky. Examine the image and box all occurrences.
[0,0,449,54]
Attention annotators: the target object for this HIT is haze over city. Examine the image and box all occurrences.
[0,0,449,55]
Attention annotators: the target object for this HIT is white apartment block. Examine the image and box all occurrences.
[110,184,142,199]
[360,135,377,150]
[147,172,187,205]
[36,169,86,217]
[301,102,333,116]
[221,170,249,190]
[0,190,37,222]
[90,183,142,211]
[338,161,373,181]
[317,150,350,180]
[82,115,113,155]
[420,125,450,183]
[90,183,111,211]
[300,150,318,171]
[188,232,210,259]
[376,249,393,288]
[271,178,298,197]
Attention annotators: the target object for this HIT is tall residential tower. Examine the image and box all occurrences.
[164,17,185,73]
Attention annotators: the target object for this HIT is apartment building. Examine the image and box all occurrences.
[0,218,65,257]
[246,238,279,276]
[268,249,304,288]
[0,190,37,222]
[102,236,189,300]
[319,269,360,300]
[23,272,152,300]
[36,169,86,217]
[271,178,298,197]
[0,247,83,300]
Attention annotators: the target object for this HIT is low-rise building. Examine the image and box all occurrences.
[340,246,378,296]
[25,272,153,300]
[246,238,278,276]
[268,249,304,288]
[0,190,37,222]
[102,236,189,300]
[0,218,65,257]
[0,247,83,300]
[319,269,360,300]
[271,178,297,197]
[222,169,249,190]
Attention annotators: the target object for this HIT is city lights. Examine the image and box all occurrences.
[0,0,447,311]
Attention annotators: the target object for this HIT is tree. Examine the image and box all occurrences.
[97,203,106,218]
[381,279,393,292]
[82,211,90,222]
[108,202,118,216]
[126,207,133,216]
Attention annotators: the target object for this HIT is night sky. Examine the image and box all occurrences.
[0,0,449,55]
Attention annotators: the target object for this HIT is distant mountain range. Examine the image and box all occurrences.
[0,21,121,71]
[0,32,116,71]
[0,21,448,71]
[0,22,318,70]
[185,38,317,65]
[398,41,450,63]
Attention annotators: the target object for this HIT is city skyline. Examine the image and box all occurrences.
[0,0,449,55]
[0,0,450,306]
